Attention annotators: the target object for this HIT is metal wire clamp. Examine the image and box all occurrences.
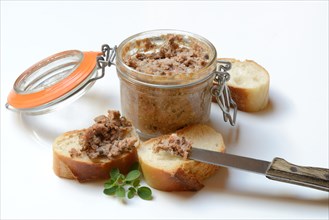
[94,44,117,81]
[211,60,237,126]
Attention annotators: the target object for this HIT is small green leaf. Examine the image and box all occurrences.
[104,182,113,189]
[104,179,116,189]
[115,186,126,198]
[137,186,152,200]
[110,168,120,179]
[127,187,136,199]
[103,185,118,195]
[132,179,140,188]
[104,179,115,185]
[126,170,141,182]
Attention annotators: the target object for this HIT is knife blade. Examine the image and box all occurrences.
[189,148,329,192]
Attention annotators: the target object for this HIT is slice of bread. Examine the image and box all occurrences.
[216,58,270,112]
[53,128,140,182]
[137,124,225,191]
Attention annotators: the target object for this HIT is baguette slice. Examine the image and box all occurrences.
[53,129,139,182]
[217,58,270,112]
[137,124,225,191]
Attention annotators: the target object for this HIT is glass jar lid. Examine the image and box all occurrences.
[6,50,101,115]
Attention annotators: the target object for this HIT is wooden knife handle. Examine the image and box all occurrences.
[266,157,329,192]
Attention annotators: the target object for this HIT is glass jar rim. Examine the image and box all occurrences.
[116,29,217,86]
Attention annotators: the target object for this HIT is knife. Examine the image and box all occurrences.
[189,148,329,192]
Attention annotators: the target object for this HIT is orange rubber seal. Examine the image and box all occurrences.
[7,51,101,109]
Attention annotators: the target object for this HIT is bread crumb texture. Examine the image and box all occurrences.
[227,59,269,89]
[219,58,270,112]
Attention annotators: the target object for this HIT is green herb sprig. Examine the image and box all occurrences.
[103,164,152,200]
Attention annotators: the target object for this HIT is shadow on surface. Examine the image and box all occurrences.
[224,188,329,207]
[147,166,328,207]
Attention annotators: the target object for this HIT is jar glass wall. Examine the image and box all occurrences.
[116,30,217,139]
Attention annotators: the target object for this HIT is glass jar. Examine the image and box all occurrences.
[6,29,236,141]
[116,30,219,139]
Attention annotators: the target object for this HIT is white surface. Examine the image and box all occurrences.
[1,1,328,219]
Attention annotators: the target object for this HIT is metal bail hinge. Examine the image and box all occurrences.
[95,44,117,81]
[211,60,237,126]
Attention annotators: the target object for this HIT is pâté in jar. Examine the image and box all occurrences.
[115,30,236,139]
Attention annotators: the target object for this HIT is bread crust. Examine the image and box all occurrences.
[137,124,225,191]
[53,129,139,182]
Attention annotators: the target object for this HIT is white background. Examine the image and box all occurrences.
[1,1,328,219]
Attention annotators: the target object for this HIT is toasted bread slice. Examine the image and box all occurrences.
[137,124,225,191]
[216,58,270,112]
[53,126,140,182]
